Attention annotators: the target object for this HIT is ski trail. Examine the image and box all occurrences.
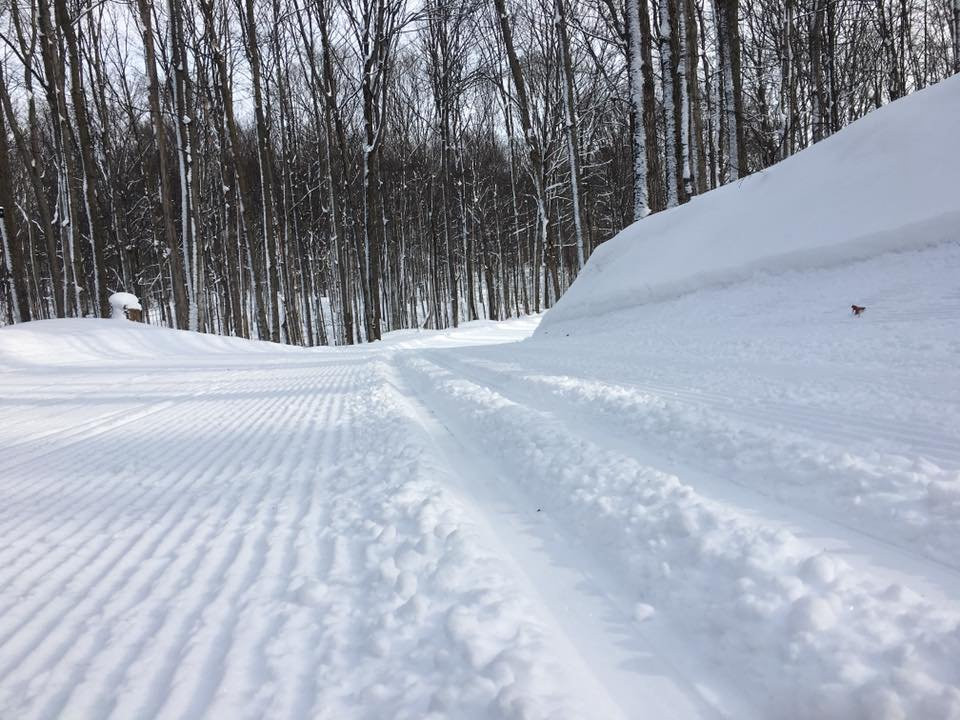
[384,355,748,720]
[3,263,957,720]
[416,349,960,602]
[0,367,321,715]
[2,345,611,719]
[420,348,960,570]
[1,360,323,716]
[392,350,960,719]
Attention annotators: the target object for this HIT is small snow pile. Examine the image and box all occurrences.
[108,292,142,320]
[542,74,960,330]
[0,318,302,369]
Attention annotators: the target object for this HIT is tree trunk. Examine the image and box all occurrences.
[493,0,557,308]
[54,0,109,318]
[239,0,281,342]
[658,0,680,207]
[716,0,746,180]
[135,0,190,327]
[168,0,201,330]
[0,116,31,322]
[555,0,589,268]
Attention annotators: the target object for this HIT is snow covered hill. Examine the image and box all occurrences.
[2,78,959,720]
[542,73,960,330]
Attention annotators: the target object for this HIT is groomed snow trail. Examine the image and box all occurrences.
[2,243,960,719]
[0,321,610,720]
[392,243,960,720]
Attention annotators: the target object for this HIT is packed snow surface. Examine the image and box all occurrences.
[3,79,960,719]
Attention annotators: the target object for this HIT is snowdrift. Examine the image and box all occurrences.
[541,74,960,330]
[0,319,302,369]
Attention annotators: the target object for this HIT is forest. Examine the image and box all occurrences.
[0,0,957,344]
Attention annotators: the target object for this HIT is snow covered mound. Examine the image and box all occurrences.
[381,315,543,349]
[542,74,960,329]
[0,319,300,369]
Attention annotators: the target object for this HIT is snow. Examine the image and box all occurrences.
[0,318,297,368]
[542,73,960,330]
[388,241,960,719]
[107,292,142,319]
[2,77,960,719]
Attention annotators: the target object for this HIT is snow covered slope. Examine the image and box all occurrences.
[542,74,960,329]
[0,318,300,369]
[397,243,960,720]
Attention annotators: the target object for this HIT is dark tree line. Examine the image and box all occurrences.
[0,0,956,342]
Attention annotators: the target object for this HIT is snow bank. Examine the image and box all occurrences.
[542,74,960,330]
[0,319,302,369]
[382,315,542,349]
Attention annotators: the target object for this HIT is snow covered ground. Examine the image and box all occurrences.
[2,241,959,720]
[2,77,959,719]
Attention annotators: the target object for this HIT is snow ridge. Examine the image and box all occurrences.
[543,74,960,330]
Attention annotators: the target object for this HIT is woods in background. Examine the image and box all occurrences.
[0,0,957,343]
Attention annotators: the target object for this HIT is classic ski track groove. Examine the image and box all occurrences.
[392,350,960,717]
[444,354,960,466]
[418,349,960,585]
[381,358,743,720]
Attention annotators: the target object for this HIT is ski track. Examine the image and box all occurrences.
[379,362,744,720]
[409,348,960,619]
[2,246,960,719]
[416,349,960,572]
[392,350,960,719]
[1,342,596,719]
